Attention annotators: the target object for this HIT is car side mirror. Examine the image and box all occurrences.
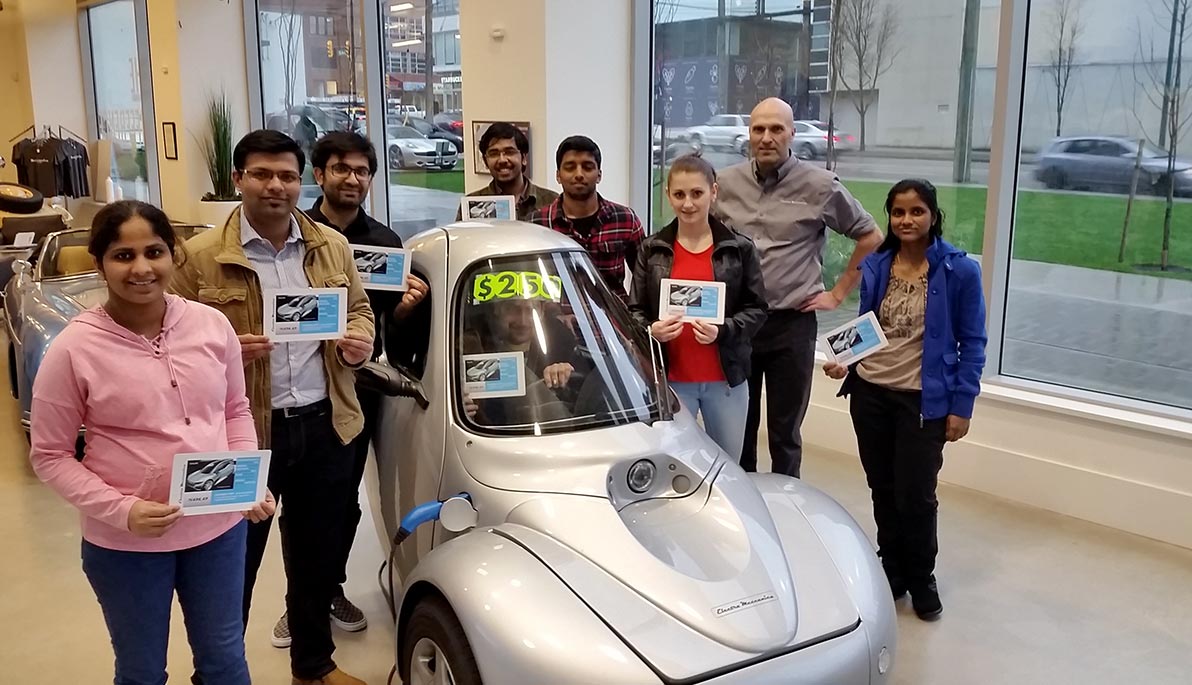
[355,361,429,409]
[12,259,31,278]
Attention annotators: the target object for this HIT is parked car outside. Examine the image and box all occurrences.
[793,120,857,160]
[433,110,465,136]
[387,125,460,171]
[1035,135,1192,196]
[399,115,465,152]
[685,114,751,155]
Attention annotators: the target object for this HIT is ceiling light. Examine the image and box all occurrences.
[390,2,414,12]
[392,39,423,48]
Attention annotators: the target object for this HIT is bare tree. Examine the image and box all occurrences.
[1042,0,1085,137]
[1131,0,1191,270]
[834,0,900,151]
[276,0,302,114]
[825,0,846,169]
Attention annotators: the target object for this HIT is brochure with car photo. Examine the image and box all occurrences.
[459,195,516,222]
[350,244,411,292]
[659,278,726,324]
[168,450,271,516]
[818,311,890,365]
[462,351,527,399]
[263,287,348,342]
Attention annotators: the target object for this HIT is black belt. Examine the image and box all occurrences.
[272,397,331,420]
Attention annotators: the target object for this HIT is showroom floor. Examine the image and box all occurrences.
[1,377,1191,683]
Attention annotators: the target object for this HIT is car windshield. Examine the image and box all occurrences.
[456,251,669,436]
[38,230,93,280]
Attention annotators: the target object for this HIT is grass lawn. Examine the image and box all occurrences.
[391,169,465,193]
[653,177,1192,283]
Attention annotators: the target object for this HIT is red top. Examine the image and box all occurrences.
[666,241,726,383]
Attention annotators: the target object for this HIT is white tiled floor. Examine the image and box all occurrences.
[2,374,1191,683]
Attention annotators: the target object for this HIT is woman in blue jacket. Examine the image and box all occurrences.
[824,178,987,622]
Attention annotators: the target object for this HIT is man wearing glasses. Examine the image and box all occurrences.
[456,121,558,221]
[292,131,428,647]
[174,129,374,685]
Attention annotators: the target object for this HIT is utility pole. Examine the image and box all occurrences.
[953,0,981,183]
[1159,0,1181,147]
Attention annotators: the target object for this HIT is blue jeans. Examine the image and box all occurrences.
[671,380,750,461]
[82,521,251,685]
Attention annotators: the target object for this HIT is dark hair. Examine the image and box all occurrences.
[88,200,179,261]
[311,132,378,175]
[233,129,306,174]
[478,122,529,158]
[880,178,945,253]
[666,153,716,187]
[555,135,602,170]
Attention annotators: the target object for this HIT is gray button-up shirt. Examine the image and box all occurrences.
[715,154,877,310]
[240,213,328,409]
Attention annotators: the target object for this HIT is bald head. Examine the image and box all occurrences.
[749,97,795,170]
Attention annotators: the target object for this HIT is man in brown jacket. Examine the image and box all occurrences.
[174,130,374,685]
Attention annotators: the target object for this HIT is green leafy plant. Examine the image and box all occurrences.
[197,92,239,201]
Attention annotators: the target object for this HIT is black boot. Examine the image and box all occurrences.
[909,576,942,621]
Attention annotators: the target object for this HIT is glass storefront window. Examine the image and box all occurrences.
[257,0,368,206]
[651,0,998,336]
[87,0,152,201]
[381,0,464,240]
[1001,0,1192,410]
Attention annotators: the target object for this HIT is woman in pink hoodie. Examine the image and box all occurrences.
[30,200,275,685]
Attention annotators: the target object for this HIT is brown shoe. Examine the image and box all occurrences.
[291,668,367,685]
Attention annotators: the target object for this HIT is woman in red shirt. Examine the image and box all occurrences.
[629,155,767,459]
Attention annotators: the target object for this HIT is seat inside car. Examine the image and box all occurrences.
[56,245,94,276]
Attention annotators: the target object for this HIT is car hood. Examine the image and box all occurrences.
[460,412,859,681]
[1141,158,1192,173]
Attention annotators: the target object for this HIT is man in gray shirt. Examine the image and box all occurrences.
[715,97,882,478]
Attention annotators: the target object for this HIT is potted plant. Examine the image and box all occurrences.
[195,91,240,228]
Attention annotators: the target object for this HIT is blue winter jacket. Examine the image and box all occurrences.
[839,238,988,419]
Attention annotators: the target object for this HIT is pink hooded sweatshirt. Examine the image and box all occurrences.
[30,295,259,553]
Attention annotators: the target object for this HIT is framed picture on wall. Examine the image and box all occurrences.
[471,121,532,176]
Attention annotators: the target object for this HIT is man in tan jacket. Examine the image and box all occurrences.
[174,130,374,685]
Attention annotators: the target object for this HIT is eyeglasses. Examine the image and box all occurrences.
[327,163,373,180]
[243,168,302,185]
[484,147,522,161]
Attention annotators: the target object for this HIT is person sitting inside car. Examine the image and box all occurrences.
[462,296,586,425]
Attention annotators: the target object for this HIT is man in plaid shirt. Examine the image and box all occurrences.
[529,136,645,302]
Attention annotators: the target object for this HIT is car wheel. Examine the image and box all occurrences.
[689,133,705,153]
[735,136,749,157]
[796,143,816,161]
[1044,168,1067,190]
[203,479,215,491]
[0,182,44,214]
[1152,174,1172,197]
[401,596,482,685]
[389,146,404,171]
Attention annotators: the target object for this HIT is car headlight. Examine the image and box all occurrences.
[626,459,656,494]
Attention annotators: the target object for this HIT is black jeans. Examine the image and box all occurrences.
[849,375,946,588]
[333,387,377,592]
[243,398,356,681]
[741,310,817,478]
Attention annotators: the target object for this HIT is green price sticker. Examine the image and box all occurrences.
[473,271,563,303]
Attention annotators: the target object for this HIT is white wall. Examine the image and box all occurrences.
[805,376,1192,550]
[0,3,35,184]
[19,0,88,138]
[177,0,252,217]
[544,0,634,204]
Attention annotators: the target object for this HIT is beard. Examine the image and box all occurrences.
[326,191,364,213]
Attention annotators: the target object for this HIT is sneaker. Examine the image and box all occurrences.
[271,612,292,648]
[910,578,943,621]
[330,595,368,632]
[291,668,366,685]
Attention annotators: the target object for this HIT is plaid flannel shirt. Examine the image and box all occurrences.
[529,195,645,301]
